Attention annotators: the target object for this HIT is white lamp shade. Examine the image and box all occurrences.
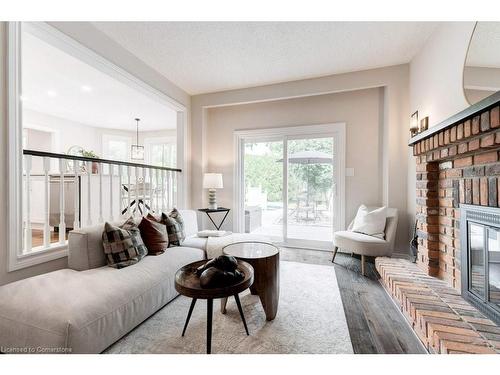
[203,173,223,189]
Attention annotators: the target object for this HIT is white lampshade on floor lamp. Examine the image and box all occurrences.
[203,173,223,209]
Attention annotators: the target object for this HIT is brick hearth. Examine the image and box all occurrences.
[412,103,500,289]
[376,258,500,353]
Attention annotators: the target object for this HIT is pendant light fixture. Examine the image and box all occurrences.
[131,118,144,160]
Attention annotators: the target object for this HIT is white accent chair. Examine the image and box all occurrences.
[332,207,398,276]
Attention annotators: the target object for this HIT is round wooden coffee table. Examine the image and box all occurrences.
[174,259,254,354]
[222,241,280,321]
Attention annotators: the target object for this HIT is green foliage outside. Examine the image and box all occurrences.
[244,138,333,205]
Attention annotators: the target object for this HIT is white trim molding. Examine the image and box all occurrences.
[233,123,346,251]
[23,22,186,113]
[7,21,189,271]
[7,22,25,271]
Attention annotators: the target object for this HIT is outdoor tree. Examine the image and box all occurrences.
[244,138,333,206]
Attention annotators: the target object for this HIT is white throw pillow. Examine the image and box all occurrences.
[351,205,387,239]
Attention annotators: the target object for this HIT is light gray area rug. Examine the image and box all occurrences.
[105,261,353,354]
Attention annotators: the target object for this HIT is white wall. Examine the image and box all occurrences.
[23,109,176,160]
[25,109,111,156]
[192,65,410,253]
[0,22,190,286]
[407,22,476,241]
[206,88,383,231]
[410,22,475,128]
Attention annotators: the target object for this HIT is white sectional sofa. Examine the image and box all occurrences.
[0,210,207,354]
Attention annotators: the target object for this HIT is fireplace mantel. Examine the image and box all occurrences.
[408,91,500,146]
[409,91,500,289]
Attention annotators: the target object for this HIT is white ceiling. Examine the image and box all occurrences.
[22,31,177,131]
[466,22,500,68]
[92,22,440,95]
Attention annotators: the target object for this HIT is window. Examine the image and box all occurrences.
[145,137,177,167]
[102,134,132,161]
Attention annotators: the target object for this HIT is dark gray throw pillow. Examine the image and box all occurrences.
[102,217,148,269]
[161,208,185,246]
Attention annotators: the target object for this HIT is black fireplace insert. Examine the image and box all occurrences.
[460,204,500,325]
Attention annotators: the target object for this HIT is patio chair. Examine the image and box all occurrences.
[331,207,398,276]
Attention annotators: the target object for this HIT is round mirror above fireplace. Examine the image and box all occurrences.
[463,22,500,105]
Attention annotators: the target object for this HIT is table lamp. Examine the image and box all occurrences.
[203,173,223,209]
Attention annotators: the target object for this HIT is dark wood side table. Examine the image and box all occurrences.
[174,259,254,354]
[222,242,280,321]
[197,207,230,230]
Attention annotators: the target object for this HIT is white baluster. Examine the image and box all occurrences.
[118,165,123,218]
[142,167,147,215]
[127,166,131,217]
[168,171,175,207]
[168,171,172,210]
[73,160,80,230]
[141,167,146,216]
[58,159,66,244]
[86,161,92,226]
[98,162,103,223]
[161,169,166,212]
[172,171,177,208]
[43,157,50,248]
[155,169,160,214]
[109,164,114,221]
[135,166,139,215]
[24,155,32,252]
[147,168,151,215]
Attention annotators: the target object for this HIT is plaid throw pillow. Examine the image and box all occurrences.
[102,217,148,269]
[161,208,185,246]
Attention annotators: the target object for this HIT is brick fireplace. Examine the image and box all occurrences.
[374,93,500,354]
[411,95,500,291]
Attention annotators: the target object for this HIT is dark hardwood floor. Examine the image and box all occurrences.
[280,248,427,354]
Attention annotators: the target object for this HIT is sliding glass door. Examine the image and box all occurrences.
[243,139,284,241]
[237,125,344,250]
[286,136,335,248]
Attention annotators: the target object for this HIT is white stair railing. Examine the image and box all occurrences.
[21,149,181,253]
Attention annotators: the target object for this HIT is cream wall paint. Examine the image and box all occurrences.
[206,88,383,232]
[407,22,476,245]
[192,65,410,253]
[0,22,190,286]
